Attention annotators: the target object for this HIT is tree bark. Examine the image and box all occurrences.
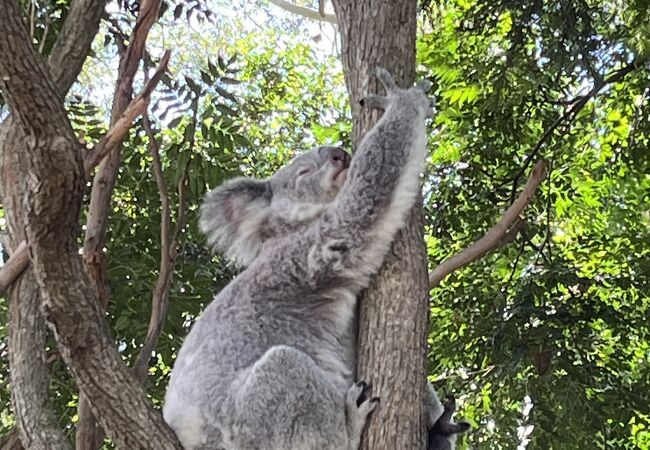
[1,120,68,450]
[0,427,24,450]
[0,0,182,447]
[330,1,429,449]
[78,1,161,447]
[8,270,70,450]
[0,0,106,447]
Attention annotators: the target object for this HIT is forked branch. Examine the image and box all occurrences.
[269,0,337,23]
[0,51,170,298]
[83,50,171,175]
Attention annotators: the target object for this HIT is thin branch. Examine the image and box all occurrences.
[429,160,547,288]
[83,50,170,176]
[132,111,187,379]
[269,0,337,23]
[82,0,164,312]
[77,0,166,446]
[502,63,638,191]
[29,2,35,41]
[37,17,49,54]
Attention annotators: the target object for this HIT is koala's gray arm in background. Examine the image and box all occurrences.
[308,69,433,280]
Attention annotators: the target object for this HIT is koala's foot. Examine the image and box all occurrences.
[345,381,379,450]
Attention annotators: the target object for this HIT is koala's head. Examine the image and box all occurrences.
[200,145,351,267]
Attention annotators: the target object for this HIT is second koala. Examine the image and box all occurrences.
[163,69,433,450]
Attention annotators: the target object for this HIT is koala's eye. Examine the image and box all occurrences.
[296,167,312,178]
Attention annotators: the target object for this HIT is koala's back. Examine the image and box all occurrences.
[163,235,358,448]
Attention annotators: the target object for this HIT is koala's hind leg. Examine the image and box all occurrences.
[233,345,351,450]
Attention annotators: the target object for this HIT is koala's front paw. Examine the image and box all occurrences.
[360,69,435,118]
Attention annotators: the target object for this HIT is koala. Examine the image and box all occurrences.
[163,68,434,450]
[425,384,471,450]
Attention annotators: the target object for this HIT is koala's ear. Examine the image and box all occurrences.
[199,177,273,267]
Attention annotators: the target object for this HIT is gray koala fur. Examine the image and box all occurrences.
[163,68,433,450]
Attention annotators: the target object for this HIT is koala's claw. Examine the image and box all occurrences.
[360,94,388,110]
[354,381,373,407]
[362,69,435,117]
[347,381,379,413]
[346,382,379,449]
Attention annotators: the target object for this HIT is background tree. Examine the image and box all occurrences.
[1,0,649,449]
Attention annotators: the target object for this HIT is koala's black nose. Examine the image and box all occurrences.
[328,147,351,168]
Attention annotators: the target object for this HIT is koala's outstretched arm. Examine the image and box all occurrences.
[310,69,433,281]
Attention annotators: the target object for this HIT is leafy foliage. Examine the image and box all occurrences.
[420,1,650,448]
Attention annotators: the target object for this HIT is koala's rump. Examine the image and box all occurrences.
[164,261,358,448]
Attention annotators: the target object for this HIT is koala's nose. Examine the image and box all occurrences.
[328,147,351,168]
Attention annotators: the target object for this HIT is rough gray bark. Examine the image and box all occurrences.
[0,0,182,447]
[8,270,70,450]
[0,0,106,448]
[329,1,429,449]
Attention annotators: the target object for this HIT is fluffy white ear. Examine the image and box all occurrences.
[199,177,273,267]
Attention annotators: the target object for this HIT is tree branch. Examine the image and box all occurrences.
[0,241,28,294]
[83,50,170,175]
[0,51,170,299]
[429,160,547,288]
[0,427,23,450]
[0,0,182,447]
[83,0,162,308]
[268,0,337,23]
[0,1,106,448]
[131,110,190,379]
[48,0,107,94]
[503,63,638,191]
[78,0,166,446]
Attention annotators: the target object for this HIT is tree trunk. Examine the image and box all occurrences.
[1,117,71,450]
[9,271,71,450]
[0,0,182,447]
[0,0,106,448]
[330,1,429,449]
